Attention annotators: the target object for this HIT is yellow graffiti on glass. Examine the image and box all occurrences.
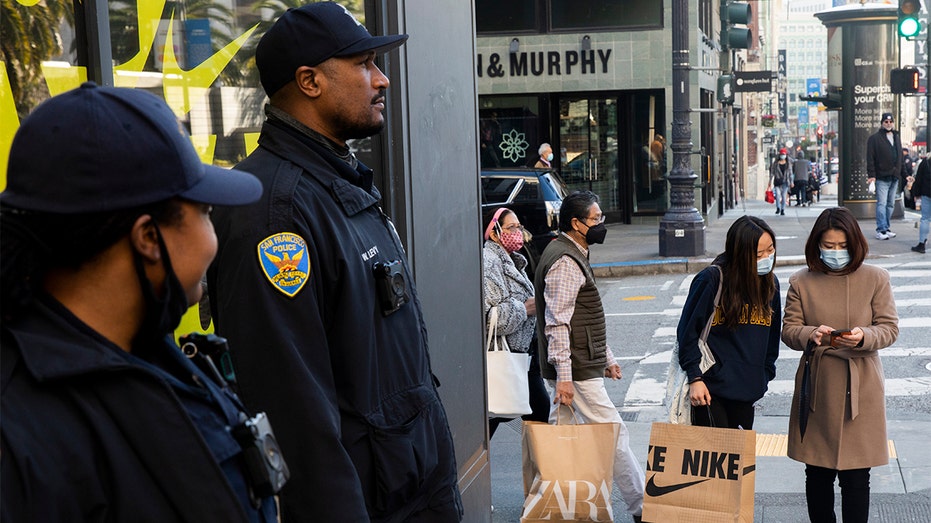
[2,0,261,336]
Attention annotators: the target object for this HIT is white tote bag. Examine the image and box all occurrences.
[486,307,532,418]
[667,266,721,424]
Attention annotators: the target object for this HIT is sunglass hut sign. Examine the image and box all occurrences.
[477,48,612,78]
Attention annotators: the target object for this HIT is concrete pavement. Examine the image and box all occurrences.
[489,192,931,522]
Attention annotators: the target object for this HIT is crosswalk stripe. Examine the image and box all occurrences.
[900,317,931,327]
[895,285,931,293]
[888,270,931,277]
[766,377,931,396]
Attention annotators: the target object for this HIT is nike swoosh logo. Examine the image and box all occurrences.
[645,474,710,497]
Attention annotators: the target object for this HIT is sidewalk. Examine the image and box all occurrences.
[590,192,926,278]
[490,195,931,522]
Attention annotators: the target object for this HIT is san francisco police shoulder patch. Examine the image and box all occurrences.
[257,232,310,297]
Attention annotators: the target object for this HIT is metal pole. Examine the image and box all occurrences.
[660,0,706,256]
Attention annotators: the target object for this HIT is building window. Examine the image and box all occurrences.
[476,0,661,34]
[550,0,661,31]
[476,0,537,33]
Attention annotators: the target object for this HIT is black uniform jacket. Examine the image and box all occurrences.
[1,298,251,522]
[208,121,461,522]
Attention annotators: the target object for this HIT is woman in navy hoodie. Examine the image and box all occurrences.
[676,216,782,429]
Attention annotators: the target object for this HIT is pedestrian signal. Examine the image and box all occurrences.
[891,67,921,94]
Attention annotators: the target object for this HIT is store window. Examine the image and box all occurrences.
[479,96,542,168]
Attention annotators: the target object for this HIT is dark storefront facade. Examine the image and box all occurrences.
[476,0,737,225]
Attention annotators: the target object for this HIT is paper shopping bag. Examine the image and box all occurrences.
[520,420,620,522]
[642,422,756,523]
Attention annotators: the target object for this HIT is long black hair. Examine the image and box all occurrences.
[1,200,183,322]
[712,215,777,329]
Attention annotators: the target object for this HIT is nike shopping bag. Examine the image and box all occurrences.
[520,420,620,522]
[642,422,755,523]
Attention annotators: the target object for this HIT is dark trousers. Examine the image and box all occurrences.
[691,395,755,430]
[489,342,550,438]
[805,465,871,523]
[795,180,809,205]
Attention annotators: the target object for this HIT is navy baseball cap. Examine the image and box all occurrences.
[2,82,262,213]
[256,1,409,97]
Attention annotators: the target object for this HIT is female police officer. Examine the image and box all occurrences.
[1,83,282,521]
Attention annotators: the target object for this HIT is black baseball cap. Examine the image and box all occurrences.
[256,1,409,97]
[881,112,894,122]
[2,82,262,213]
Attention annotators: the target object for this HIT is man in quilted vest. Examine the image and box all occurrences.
[534,191,645,523]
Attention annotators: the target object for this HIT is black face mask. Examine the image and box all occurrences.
[132,223,190,349]
[582,222,607,245]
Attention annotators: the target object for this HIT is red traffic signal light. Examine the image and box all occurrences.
[817,126,823,138]
[891,67,921,94]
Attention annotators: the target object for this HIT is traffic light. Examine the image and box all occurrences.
[721,2,752,50]
[898,0,921,38]
[816,126,823,145]
[891,67,921,94]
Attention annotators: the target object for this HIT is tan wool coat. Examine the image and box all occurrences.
[781,264,898,470]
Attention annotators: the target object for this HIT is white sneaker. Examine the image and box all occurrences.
[876,231,890,240]
[885,230,896,238]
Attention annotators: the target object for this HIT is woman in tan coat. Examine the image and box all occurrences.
[782,207,898,523]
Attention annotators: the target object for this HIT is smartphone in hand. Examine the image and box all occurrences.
[829,329,852,346]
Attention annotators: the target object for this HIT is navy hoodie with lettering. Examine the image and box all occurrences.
[676,264,781,403]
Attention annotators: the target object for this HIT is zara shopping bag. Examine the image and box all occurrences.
[521,413,620,522]
[485,307,532,417]
[643,422,756,522]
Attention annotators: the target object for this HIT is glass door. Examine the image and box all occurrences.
[558,97,621,219]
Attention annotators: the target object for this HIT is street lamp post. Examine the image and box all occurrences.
[659,0,706,257]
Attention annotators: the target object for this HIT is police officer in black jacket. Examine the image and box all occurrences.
[207,3,463,522]
[1,84,280,521]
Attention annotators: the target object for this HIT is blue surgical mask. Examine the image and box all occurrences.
[546,153,554,162]
[757,253,775,275]
[820,249,850,270]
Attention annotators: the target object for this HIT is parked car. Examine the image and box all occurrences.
[481,168,569,267]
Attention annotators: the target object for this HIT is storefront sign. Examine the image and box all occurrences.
[734,71,773,92]
[476,49,612,78]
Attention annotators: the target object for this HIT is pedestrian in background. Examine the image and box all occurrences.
[792,155,811,207]
[910,156,930,253]
[534,191,645,523]
[782,207,898,523]
[1,83,278,521]
[676,215,781,429]
[535,142,554,168]
[482,207,550,437]
[866,112,902,240]
[901,147,915,209]
[769,148,791,215]
[206,3,462,521]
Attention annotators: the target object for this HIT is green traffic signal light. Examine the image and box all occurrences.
[898,0,921,38]
[900,17,920,37]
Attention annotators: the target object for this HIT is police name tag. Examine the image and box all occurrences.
[257,232,310,297]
